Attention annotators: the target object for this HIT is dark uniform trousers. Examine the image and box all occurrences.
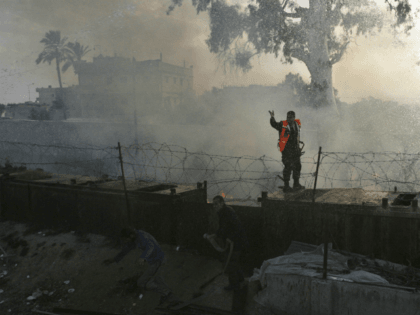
[225,251,244,286]
[137,259,171,296]
[282,148,302,184]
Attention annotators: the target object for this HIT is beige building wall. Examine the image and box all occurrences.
[36,86,82,119]
[5,103,49,120]
[74,55,194,119]
[36,86,58,106]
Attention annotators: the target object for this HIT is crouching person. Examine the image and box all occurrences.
[103,227,179,305]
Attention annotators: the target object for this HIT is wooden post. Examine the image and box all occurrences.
[118,142,131,225]
[312,147,322,203]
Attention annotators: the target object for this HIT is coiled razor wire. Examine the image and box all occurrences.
[316,152,420,192]
[0,140,120,178]
[0,140,419,204]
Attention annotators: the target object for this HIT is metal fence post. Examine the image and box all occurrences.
[118,142,131,225]
[312,146,322,203]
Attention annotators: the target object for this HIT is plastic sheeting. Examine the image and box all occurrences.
[250,243,389,287]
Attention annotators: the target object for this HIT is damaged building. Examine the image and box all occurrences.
[33,54,195,120]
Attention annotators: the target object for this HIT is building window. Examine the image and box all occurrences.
[180,79,183,86]
[52,94,54,97]
[173,77,176,84]
[107,77,113,85]
[120,76,127,83]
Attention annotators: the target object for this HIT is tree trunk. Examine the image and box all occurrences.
[306,0,339,116]
[55,54,67,120]
[55,55,63,89]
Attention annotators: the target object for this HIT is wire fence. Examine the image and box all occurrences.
[316,151,420,192]
[0,140,419,203]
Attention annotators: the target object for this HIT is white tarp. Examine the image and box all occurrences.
[250,243,389,287]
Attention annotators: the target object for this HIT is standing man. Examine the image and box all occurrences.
[103,227,179,305]
[269,110,304,192]
[205,196,249,291]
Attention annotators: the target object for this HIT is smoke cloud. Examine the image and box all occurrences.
[0,0,419,198]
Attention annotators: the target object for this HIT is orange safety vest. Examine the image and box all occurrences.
[278,119,301,152]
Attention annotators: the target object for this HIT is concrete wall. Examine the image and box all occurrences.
[261,198,420,265]
[0,179,206,243]
[3,171,420,269]
[2,167,420,269]
[0,177,265,273]
[257,274,420,315]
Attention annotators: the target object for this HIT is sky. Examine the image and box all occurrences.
[0,0,420,105]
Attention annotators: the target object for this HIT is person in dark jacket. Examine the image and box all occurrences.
[103,228,178,305]
[269,110,304,192]
[206,195,249,291]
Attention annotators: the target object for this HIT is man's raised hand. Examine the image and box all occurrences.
[268,110,274,117]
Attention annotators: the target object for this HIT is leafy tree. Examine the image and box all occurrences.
[62,41,91,73]
[167,0,412,114]
[283,72,341,109]
[385,0,413,29]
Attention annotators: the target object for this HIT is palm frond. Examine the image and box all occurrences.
[67,41,91,61]
[61,60,73,73]
[40,30,61,45]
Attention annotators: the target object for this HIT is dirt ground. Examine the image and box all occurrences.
[0,220,272,315]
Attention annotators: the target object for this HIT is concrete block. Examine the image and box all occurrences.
[257,274,420,315]
[310,279,332,315]
[332,281,420,315]
[256,274,312,315]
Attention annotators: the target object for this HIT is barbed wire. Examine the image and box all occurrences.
[0,140,419,204]
[316,152,420,191]
[0,141,119,178]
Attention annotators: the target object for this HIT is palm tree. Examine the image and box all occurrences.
[35,30,71,89]
[62,41,91,73]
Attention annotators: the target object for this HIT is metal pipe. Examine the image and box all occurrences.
[118,142,131,224]
[313,147,322,203]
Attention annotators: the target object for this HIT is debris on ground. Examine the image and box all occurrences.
[0,220,261,315]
